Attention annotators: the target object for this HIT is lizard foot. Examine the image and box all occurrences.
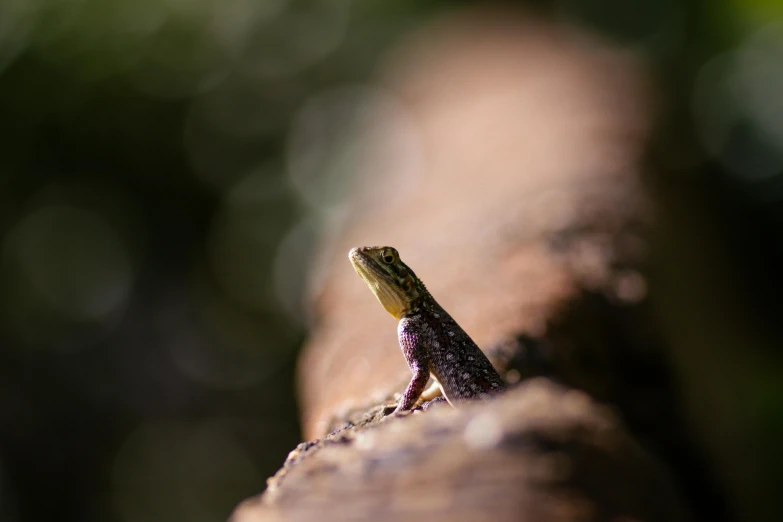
[391,407,414,417]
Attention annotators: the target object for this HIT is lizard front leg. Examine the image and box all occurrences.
[395,364,430,412]
[396,314,433,412]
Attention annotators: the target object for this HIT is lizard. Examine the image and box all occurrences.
[349,246,506,413]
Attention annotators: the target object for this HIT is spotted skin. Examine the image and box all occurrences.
[349,246,506,413]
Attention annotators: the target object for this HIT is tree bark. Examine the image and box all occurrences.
[232,9,728,522]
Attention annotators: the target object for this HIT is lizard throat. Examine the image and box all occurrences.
[350,252,410,319]
[370,280,409,319]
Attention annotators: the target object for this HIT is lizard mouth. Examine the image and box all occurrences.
[349,247,408,319]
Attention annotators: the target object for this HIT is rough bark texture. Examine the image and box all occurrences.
[232,380,687,522]
[232,10,731,522]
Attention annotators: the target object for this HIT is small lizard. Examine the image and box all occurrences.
[349,246,506,413]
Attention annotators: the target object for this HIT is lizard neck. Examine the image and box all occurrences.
[404,293,443,318]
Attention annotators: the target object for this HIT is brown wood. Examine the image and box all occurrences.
[231,9,718,522]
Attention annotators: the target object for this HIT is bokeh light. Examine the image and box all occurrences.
[272,216,319,323]
[286,84,422,213]
[693,23,783,183]
[239,0,350,80]
[1,203,133,347]
[112,421,261,522]
[0,0,33,75]
[207,164,293,312]
[0,1,781,522]
[735,23,783,163]
[166,274,299,389]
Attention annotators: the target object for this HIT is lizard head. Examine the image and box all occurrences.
[349,246,425,319]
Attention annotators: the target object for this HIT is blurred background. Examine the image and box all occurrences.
[0,1,781,522]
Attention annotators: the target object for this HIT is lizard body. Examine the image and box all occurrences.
[349,246,506,412]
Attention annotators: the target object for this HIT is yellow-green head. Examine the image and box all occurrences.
[349,246,426,319]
